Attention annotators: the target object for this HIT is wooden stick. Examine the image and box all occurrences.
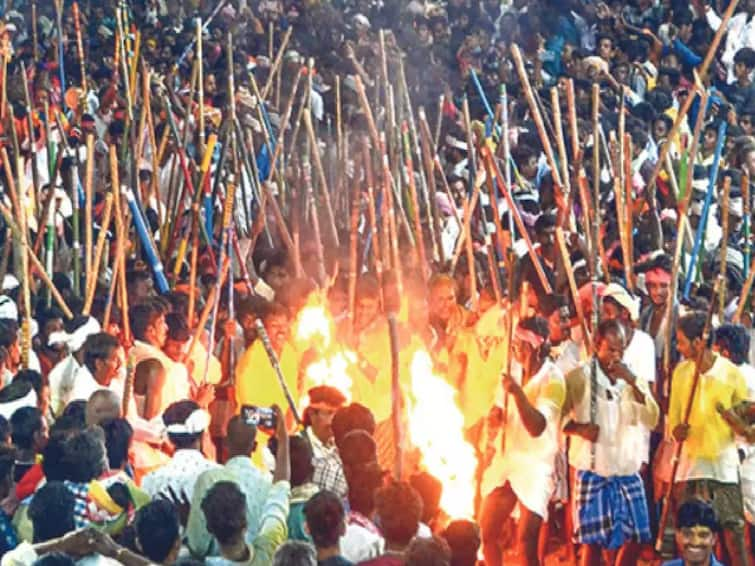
[612,136,631,288]
[662,91,709,376]
[31,0,39,63]
[401,121,428,279]
[551,87,571,200]
[624,134,635,289]
[186,218,200,325]
[590,84,610,282]
[743,172,751,281]
[362,138,382,280]
[20,63,40,227]
[303,111,340,246]
[348,181,360,336]
[261,27,293,101]
[645,83,699,197]
[27,240,73,319]
[82,133,95,288]
[72,1,87,94]
[566,79,579,165]
[102,245,121,331]
[302,142,327,286]
[417,108,444,263]
[184,258,230,363]
[381,134,403,293]
[735,256,755,324]
[196,18,205,152]
[719,176,731,318]
[451,189,481,272]
[434,94,444,153]
[655,278,721,551]
[463,199,479,312]
[511,44,562,190]
[0,202,73,320]
[699,0,741,81]
[399,58,438,263]
[82,194,114,315]
[556,228,592,350]
[1,146,32,366]
[84,144,94,295]
[483,158,511,277]
[481,147,553,293]
[262,181,298,260]
[109,145,131,344]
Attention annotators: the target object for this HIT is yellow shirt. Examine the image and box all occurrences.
[351,318,421,423]
[669,354,748,473]
[235,340,301,413]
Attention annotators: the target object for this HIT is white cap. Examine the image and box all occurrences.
[2,275,18,291]
[354,14,371,28]
[602,282,640,322]
[0,295,17,320]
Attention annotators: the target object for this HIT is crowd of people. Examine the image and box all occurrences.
[0,0,750,564]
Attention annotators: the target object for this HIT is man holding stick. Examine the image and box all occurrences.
[669,312,750,566]
[480,315,565,566]
[562,319,659,566]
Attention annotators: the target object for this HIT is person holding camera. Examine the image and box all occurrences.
[202,405,291,565]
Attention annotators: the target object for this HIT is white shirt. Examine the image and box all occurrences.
[624,329,657,465]
[567,362,657,477]
[740,363,755,525]
[49,354,81,416]
[68,365,102,404]
[706,9,755,84]
[485,360,565,517]
[141,448,221,500]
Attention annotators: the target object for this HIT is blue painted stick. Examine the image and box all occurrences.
[125,188,169,293]
[683,120,727,298]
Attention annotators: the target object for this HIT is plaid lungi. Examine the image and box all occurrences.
[574,470,652,549]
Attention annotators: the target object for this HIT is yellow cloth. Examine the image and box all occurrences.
[235,340,302,412]
[669,355,748,461]
[349,317,425,423]
[235,339,301,471]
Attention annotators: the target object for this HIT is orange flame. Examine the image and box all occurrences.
[407,350,477,519]
[294,293,356,403]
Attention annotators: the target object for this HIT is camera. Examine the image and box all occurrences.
[241,405,277,431]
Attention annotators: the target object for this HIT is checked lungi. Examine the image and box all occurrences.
[574,470,652,549]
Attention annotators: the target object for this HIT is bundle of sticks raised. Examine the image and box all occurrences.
[0,0,751,381]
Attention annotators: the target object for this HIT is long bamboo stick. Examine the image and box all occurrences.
[401,121,428,278]
[556,227,592,350]
[663,90,709,376]
[510,44,562,190]
[655,278,721,551]
[261,27,293,101]
[83,194,114,315]
[303,111,340,246]
[718,177,731,318]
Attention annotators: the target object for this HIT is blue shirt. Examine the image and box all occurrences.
[0,511,17,555]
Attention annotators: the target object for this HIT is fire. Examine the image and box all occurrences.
[303,350,356,401]
[407,350,477,519]
[294,293,355,402]
[295,295,333,347]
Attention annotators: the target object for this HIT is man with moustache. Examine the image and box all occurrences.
[562,319,659,566]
